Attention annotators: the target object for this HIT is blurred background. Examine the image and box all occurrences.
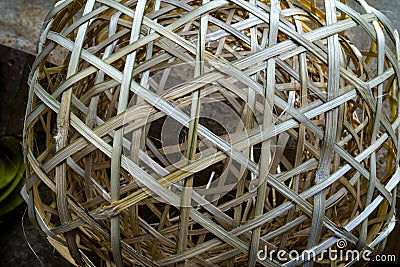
[0,0,399,266]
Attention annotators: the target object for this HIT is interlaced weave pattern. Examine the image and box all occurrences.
[23,0,400,266]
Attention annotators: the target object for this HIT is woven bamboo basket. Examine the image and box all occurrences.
[23,0,400,266]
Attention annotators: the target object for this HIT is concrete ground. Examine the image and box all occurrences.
[0,206,72,266]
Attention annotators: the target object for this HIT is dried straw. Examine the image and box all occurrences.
[23,0,400,266]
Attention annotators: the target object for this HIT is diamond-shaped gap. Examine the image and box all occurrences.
[374,142,396,184]
[36,181,62,227]
[203,7,266,58]
[28,106,55,163]
[340,36,366,78]
[364,198,392,245]
[351,132,396,187]
[263,210,309,248]
[75,232,104,265]
[381,74,397,122]
[84,13,132,52]
[149,8,205,59]
[205,23,252,60]
[340,98,367,156]
[39,54,68,95]
[276,53,328,106]
[203,244,241,265]
[79,158,113,208]
[281,146,318,195]
[349,194,392,247]
[197,232,242,265]
[144,115,170,168]
[236,173,308,228]
[322,167,363,226]
[155,1,189,25]
[148,60,196,92]
[280,126,320,187]
[120,200,178,258]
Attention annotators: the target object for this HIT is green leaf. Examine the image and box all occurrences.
[0,156,24,203]
[0,178,25,216]
[0,136,25,215]
[0,137,23,189]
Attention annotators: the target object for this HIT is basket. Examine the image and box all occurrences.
[23,0,400,266]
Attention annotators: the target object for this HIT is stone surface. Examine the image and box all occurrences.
[371,0,400,30]
[0,205,71,267]
[0,45,33,136]
[0,0,57,55]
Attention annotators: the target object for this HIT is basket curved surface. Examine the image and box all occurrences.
[23,0,400,266]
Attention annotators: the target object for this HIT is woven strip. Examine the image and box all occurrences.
[23,0,400,266]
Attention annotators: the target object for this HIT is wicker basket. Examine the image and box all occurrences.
[23,0,400,266]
